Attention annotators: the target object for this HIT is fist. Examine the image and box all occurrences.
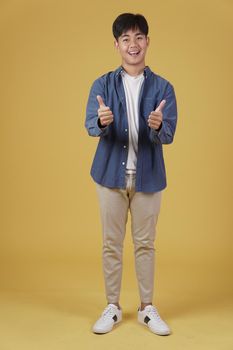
[97,95,114,127]
[148,99,166,130]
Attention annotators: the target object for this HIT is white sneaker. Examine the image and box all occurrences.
[138,305,171,335]
[92,304,122,334]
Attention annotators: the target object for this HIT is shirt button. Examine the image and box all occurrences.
[123,145,127,148]
[122,162,125,165]
[125,128,128,132]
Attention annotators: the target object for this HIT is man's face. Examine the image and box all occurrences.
[114,28,149,67]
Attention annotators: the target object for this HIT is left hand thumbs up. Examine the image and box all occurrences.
[148,99,166,130]
[155,99,166,112]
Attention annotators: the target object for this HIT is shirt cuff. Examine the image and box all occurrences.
[156,122,163,132]
[96,118,109,135]
[97,118,106,129]
[152,122,163,135]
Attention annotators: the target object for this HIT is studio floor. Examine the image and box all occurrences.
[0,261,232,350]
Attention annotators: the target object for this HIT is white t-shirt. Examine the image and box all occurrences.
[121,70,144,174]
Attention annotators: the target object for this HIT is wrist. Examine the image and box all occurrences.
[156,122,162,131]
[97,118,104,128]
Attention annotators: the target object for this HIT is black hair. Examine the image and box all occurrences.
[112,13,149,41]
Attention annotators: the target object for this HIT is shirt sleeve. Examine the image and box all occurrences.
[85,77,110,137]
[149,83,178,145]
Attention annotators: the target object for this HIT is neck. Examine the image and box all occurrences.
[121,62,146,76]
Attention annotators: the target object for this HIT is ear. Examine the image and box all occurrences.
[114,39,119,50]
[146,36,150,46]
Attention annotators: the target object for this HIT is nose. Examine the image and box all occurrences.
[129,38,138,48]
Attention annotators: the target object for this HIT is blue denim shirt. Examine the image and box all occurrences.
[85,65,178,193]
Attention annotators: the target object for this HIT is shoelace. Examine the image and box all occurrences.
[101,306,116,321]
[146,306,164,323]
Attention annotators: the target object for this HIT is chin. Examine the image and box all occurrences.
[129,59,144,65]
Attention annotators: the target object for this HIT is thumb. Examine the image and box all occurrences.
[97,95,106,107]
[155,99,166,112]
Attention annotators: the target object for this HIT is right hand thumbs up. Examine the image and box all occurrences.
[96,95,114,127]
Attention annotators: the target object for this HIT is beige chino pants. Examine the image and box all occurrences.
[96,173,162,304]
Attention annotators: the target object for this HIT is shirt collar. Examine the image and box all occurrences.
[115,65,151,79]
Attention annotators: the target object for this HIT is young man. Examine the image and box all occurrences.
[85,13,178,335]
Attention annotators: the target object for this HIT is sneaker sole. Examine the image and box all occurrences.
[138,317,171,336]
[92,315,122,334]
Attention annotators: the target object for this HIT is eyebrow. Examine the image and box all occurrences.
[121,32,144,38]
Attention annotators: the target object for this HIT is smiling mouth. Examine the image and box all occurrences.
[128,51,140,56]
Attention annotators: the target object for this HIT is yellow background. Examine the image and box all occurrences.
[0,0,232,349]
